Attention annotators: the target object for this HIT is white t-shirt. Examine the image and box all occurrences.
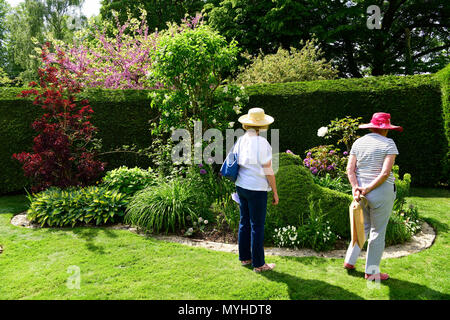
[234,132,272,192]
[350,133,399,185]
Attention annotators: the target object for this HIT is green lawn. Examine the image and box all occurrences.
[0,188,449,300]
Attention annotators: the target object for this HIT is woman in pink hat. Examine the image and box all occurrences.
[343,112,403,281]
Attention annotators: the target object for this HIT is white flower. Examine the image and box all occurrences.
[204,220,208,225]
[240,86,245,91]
[229,122,235,128]
[223,86,228,93]
[188,228,193,233]
[317,126,328,137]
[212,119,217,124]
[235,96,241,102]
[198,217,203,223]
[282,227,287,232]
[233,105,242,114]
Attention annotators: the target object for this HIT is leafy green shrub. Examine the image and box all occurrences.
[385,214,412,246]
[124,179,209,234]
[212,197,241,234]
[235,38,338,86]
[101,166,157,196]
[301,198,338,251]
[187,162,235,206]
[27,186,128,227]
[435,64,450,181]
[393,165,412,211]
[312,174,352,195]
[303,145,348,178]
[148,23,245,134]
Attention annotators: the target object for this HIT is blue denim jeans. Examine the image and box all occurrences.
[236,186,268,268]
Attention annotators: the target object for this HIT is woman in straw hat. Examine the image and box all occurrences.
[234,108,279,273]
[344,112,403,281]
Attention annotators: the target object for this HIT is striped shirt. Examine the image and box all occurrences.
[350,133,399,185]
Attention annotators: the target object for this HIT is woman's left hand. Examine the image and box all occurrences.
[357,186,371,196]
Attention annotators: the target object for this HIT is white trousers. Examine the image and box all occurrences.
[344,179,396,274]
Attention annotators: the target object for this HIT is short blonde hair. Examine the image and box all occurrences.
[243,124,269,131]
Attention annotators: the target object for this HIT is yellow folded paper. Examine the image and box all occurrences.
[349,196,368,248]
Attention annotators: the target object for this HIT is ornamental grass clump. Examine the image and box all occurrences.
[125,179,208,234]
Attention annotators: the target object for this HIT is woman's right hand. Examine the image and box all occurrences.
[352,187,361,202]
[272,192,279,206]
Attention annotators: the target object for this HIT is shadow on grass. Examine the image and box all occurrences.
[423,217,449,235]
[345,269,450,300]
[410,188,450,198]
[40,225,119,254]
[0,195,29,215]
[259,270,363,300]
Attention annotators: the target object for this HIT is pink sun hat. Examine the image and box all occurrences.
[359,112,403,132]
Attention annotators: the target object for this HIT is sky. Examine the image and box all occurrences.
[6,0,102,18]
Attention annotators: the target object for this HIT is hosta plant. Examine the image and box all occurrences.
[101,166,157,196]
[27,186,128,227]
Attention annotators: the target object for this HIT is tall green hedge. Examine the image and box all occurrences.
[1,71,448,195]
[0,88,157,195]
[245,74,447,186]
[435,65,450,180]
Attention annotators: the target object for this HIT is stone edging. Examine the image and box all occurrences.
[11,213,436,259]
[150,221,435,259]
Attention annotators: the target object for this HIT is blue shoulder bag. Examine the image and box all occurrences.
[220,138,242,182]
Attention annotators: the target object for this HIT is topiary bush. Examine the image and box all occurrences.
[27,186,129,227]
[267,152,419,250]
[265,163,353,243]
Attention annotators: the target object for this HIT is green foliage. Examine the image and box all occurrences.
[235,38,338,86]
[304,145,347,179]
[27,186,128,227]
[323,116,362,152]
[124,178,208,234]
[298,198,338,252]
[149,23,246,134]
[272,151,303,169]
[204,0,449,77]
[4,0,86,82]
[393,165,412,211]
[212,197,240,234]
[2,70,448,194]
[312,174,352,195]
[266,164,352,240]
[101,166,157,197]
[100,0,207,32]
[245,74,447,186]
[0,67,12,86]
[0,87,156,195]
[435,64,450,181]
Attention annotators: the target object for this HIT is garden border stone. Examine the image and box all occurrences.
[11,214,435,259]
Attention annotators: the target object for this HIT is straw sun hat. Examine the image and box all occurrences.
[238,108,274,127]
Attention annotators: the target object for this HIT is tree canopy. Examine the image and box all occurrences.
[204,0,449,77]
